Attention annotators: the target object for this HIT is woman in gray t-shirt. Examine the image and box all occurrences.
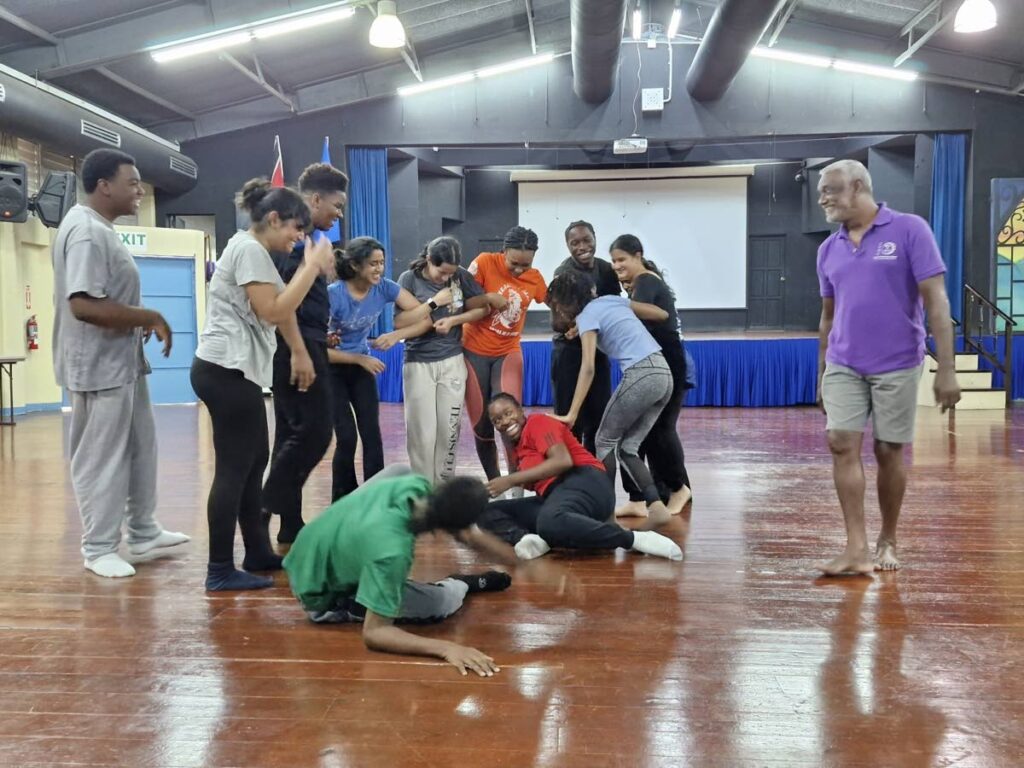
[191,179,333,592]
[395,237,489,483]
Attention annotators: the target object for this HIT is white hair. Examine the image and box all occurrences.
[820,159,873,195]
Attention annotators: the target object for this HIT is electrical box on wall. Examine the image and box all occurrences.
[641,88,664,112]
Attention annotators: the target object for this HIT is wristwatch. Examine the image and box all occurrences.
[427,299,438,311]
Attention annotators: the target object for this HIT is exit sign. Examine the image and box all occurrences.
[120,232,148,250]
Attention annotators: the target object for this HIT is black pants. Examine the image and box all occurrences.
[551,341,612,456]
[263,336,333,528]
[330,362,384,501]
[190,357,275,564]
[478,466,633,551]
[623,344,691,502]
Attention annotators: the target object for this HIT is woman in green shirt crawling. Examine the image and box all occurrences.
[282,467,523,677]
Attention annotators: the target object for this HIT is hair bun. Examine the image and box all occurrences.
[237,178,273,213]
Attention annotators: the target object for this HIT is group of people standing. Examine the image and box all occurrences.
[50,148,960,674]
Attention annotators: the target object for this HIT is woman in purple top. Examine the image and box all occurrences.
[547,270,679,530]
[325,237,453,505]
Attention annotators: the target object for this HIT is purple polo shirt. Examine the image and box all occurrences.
[817,204,946,375]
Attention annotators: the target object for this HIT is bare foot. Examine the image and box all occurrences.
[665,486,692,516]
[641,503,672,531]
[818,548,874,576]
[615,501,648,518]
[874,538,901,571]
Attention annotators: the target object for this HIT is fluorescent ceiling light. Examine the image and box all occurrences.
[476,52,555,79]
[751,46,918,82]
[152,32,251,63]
[398,54,555,96]
[751,46,831,68]
[369,1,406,49]
[398,72,475,96]
[254,7,355,39]
[150,2,355,63]
[833,58,918,81]
[954,0,997,33]
[632,8,642,40]
[667,8,682,39]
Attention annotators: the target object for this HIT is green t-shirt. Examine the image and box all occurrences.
[283,474,432,617]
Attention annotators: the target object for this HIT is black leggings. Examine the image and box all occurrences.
[624,344,691,502]
[551,340,612,456]
[464,348,523,480]
[330,362,384,501]
[263,337,333,527]
[190,357,275,565]
[478,466,633,550]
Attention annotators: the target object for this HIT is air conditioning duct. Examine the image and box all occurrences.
[0,62,198,195]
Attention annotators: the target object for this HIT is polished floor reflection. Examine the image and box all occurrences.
[0,404,1022,767]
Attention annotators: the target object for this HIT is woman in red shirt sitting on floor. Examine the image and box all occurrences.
[479,393,683,561]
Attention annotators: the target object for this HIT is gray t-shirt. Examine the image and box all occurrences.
[195,230,285,388]
[51,204,149,392]
[397,266,483,364]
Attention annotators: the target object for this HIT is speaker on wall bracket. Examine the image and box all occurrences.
[0,162,76,227]
[0,161,28,223]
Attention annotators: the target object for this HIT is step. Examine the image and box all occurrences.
[955,389,1007,410]
[928,353,980,371]
[920,368,993,389]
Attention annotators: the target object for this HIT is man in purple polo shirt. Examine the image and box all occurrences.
[816,160,960,576]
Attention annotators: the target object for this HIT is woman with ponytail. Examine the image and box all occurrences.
[609,234,693,518]
[326,237,452,501]
[191,178,334,591]
[395,237,492,482]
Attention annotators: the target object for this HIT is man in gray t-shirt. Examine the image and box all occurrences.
[52,149,189,579]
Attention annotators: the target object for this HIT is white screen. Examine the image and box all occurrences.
[517,176,748,309]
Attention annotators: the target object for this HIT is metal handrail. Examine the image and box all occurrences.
[964,283,1017,327]
[961,283,1016,408]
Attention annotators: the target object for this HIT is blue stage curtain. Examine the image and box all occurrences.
[346,147,393,335]
[376,338,822,407]
[931,133,967,321]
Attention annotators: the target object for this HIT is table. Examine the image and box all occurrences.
[0,357,25,426]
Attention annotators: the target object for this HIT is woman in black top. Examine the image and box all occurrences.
[609,234,692,517]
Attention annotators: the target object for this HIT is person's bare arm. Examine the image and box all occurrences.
[244,237,333,325]
[68,296,172,357]
[434,307,489,334]
[393,286,453,328]
[817,297,834,412]
[486,442,573,498]
[457,526,519,567]
[554,331,597,426]
[630,301,670,322]
[919,275,961,413]
[327,348,386,374]
[362,609,499,676]
[277,315,315,392]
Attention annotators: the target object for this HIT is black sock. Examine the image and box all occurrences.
[277,517,305,544]
[242,551,284,571]
[448,570,512,594]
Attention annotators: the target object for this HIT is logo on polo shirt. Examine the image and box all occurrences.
[874,241,897,260]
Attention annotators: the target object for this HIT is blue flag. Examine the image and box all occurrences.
[321,136,342,244]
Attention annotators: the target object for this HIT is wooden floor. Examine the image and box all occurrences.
[0,403,1022,767]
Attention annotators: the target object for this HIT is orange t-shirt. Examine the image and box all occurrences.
[462,252,547,357]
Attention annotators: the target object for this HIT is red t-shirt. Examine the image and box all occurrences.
[513,414,605,496]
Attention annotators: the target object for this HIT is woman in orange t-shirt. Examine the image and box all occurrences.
[462,226,547,480]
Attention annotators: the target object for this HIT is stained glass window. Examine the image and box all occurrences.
[995,186,1024,332]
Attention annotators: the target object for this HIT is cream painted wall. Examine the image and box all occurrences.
[0,212,207,413]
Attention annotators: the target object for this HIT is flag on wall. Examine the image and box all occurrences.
[321,136,342,243]
[271,135,284,188]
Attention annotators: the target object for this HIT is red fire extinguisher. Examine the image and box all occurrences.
[26,315,39,351]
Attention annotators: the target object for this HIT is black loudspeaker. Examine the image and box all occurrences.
[0,161,29,224]
[33,171,76,228]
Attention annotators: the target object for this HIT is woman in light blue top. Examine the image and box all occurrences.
[547,270,676,528]
[326,236,452,501]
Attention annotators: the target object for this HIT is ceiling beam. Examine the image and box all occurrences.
[895,3,953,68]
[95,66,198,120]
[766,0,799,48]
[524,0,538,55]
[899,0,942,38]
[0,7,60,46]
[219,52,296,111]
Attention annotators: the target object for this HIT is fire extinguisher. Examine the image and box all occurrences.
[26,315,39,351]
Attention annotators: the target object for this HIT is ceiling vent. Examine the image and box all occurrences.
[81,119,122,147]
[169,156,198,179]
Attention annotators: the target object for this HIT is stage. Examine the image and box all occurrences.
[369,332,1024,407]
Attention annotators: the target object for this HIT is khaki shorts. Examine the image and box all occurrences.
[821,363,922,444]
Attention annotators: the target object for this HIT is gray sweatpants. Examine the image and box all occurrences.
[308,463,470,624]
[596,352,673,505]
[68,377,162,561]
[402,356,466,484]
